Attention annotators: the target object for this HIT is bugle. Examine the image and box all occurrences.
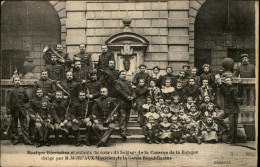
[42,44,65,62]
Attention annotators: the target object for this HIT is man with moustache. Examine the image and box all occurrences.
[57,71,79,103]
[45,54,65,81]
[74,43,93,77]
[99,60,119,97]
[235,53,255,78]
[115,70,134,139]
[51,91,72,145]
[97,45,115,78]
[92,88,118,147]
[132,64,150,86]
[6,77,33,145]
[32,70,56,100]
[70,91,92,146]
[158,66,177,88]
[200,64,216,89]
[73,61,87,83]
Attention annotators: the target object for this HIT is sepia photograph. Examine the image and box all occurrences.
[0,0,258,166]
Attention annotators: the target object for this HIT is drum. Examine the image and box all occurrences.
[72,123,80,131]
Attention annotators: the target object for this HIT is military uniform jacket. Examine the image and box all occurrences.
[84,80,102,101]
[51,101,69,123]
[159,73,177,88]
[97,51,115,70]
[115,79,133,101]
[100,68,119,86]
[74,52,93,73]
[6,86,30,116]
[59,80,79,100]
[236,63,255,78]
[73,69,86,83]
[220,84,240,114]
[46,63,65,81]
[33,79,56,97]
[92,96,117,122]
[132,72,150,86]
[70,101,88,121]
[37,107,52,122]
[30,97,44,113]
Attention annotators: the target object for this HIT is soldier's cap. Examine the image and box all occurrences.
[73,57,81,61]
[241,53,248,58]
[202,64,211,68]
[89,70,97,75]
[138,64,147,68]
[182,64,190,68]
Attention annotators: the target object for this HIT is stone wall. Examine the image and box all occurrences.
[65,1,195,75]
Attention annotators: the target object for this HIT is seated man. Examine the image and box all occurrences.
[70,91,92,146]
[92,88,118,147]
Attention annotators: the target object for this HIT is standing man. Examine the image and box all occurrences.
[132,64,150,86]
[200,64,216,89]
[158,66,177,88]
[216,76,240,144]
[72,61,86,83]
[92,88,118,147]
[6,77,33,145]
[182,64,191,77]
[115,71,134,139]
[99,60,119,97]
[235,53,255,78]
[45,54,65,81]
[74,43,93,78]
[32,70,56,100]
[97,45,115,78]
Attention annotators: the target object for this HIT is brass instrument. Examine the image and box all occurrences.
[105,103,120,124]
[85,88,90,118]
[42,44,65,62]
[56,82,70,96]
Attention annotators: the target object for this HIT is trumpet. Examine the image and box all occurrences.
[43,44,65,62]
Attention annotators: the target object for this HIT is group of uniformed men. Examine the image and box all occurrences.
[6,43,255,148]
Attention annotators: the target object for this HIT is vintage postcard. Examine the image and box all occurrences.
[0,0,258,166]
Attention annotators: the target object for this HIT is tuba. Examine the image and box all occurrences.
[43,44,65,62]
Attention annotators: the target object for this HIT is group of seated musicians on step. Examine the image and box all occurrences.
[6,43,254,148]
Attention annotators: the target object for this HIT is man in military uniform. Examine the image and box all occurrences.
[132,64,150,86]
[216,76,239,144]
[28,88,45,142]
[92,88,118,147]
[99,60,119,97]
[74,43,93,77]
[70,91,92,146]
[6,77,33,145]
[51,91,72,145]
[235,53,255,78]
[158,66,177,88]
[33,100,54,147]
[45,54,65,81]
[32,70,56,100]
[57,71,79,103]
[73,60,87,83]
[115,70,134,139]
[96,45,115,78]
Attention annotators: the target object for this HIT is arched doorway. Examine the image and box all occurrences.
[1,1,61,79]
[194,0,255,74]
